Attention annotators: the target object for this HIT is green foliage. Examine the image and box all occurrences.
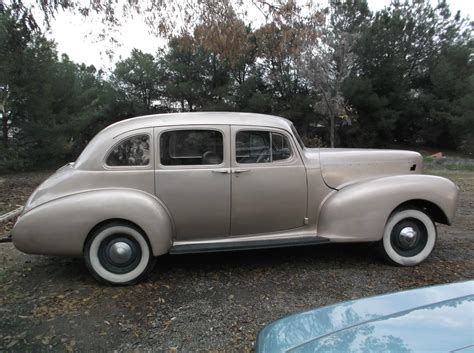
[0,0,473,172]
[113,49,165,114]
[343,0,473,149]
[162,35,234,111]
[424,44,474,153]
[0,11,118,171]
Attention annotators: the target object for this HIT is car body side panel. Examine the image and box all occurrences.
[24,126,155,213]
[25,169,155,213]
[12,189,173,257]
[154,125,232,241]
[317,174,459,242]
[229,125,308,235]
[305,167,332,229]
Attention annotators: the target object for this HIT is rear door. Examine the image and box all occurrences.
[154,125,231,241]
[230,126,307,236]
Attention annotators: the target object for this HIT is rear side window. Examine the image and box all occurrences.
[106,134,150,166]
[236,131,291,164]
[160,130,223,165]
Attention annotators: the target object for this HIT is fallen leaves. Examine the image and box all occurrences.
[0,170,473,351]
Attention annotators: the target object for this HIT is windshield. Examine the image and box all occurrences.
[291,124,305,150]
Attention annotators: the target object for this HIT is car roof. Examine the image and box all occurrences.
[74,112,294,169]
[104,112,293,137]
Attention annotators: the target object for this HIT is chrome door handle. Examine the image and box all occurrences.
[233,169,250,174]
[212,169,230,174]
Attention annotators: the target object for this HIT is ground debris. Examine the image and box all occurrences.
[0,170,472,351]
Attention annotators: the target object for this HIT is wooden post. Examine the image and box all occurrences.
[0,206,24,222]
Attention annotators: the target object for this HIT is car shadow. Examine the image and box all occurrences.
[31,242,380,286]
[154,242,380,273]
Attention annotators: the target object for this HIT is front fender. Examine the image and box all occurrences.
[12,189,174,257]
[317,175,459,242]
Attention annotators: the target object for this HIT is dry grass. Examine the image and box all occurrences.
[425,168,474,193]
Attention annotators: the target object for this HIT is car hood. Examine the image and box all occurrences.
[256,281,474,353]
[317,148,423,189]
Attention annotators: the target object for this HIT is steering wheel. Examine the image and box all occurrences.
[256,149,270,163]
[202,151,221,165]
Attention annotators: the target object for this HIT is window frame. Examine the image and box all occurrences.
[270,132,293,162]
[157,126,227,169]
[103,132,152,170]
[234,128,295,166]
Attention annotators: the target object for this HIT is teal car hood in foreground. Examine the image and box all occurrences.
[256,281,474,353]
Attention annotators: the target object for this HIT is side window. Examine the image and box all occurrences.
[160,130,223,166]
[106,134,150,166]
[236,131,271,163]
[236,131,291,164]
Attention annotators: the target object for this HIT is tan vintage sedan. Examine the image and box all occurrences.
[11,112,459,285]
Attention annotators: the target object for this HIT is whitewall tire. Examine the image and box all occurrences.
[84,222,156,285]
[381,209,437,266]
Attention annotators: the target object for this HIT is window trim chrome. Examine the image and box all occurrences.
[234,129,294,165]
[157,126,227,169]
[103,132,152,170]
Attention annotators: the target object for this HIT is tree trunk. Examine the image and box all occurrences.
[301,116,309,138]
[330,114,335,148]
[320,90,336,148]
[1,104,8,148]
[0,89,9,148]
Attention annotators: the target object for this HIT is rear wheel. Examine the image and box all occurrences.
[84,222,156,285]
[380,209,436,266]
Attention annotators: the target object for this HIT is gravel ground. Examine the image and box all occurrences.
[0,170,473,352]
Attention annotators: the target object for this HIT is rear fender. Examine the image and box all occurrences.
[12,189,174,256]
[317,175,459,242]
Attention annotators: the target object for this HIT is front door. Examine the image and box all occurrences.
[154,125,231,241]
[230,126,308,236]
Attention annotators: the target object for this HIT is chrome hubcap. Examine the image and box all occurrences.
[391,218,428,257]
[398,226,417,248]
[108,241,133,264]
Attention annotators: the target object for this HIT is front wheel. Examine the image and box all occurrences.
[380,208,437,266]
[84,222,156,285]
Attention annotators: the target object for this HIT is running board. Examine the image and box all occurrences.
[169,236,330,255]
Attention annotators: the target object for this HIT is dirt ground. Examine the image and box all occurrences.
[0,170,473,352]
